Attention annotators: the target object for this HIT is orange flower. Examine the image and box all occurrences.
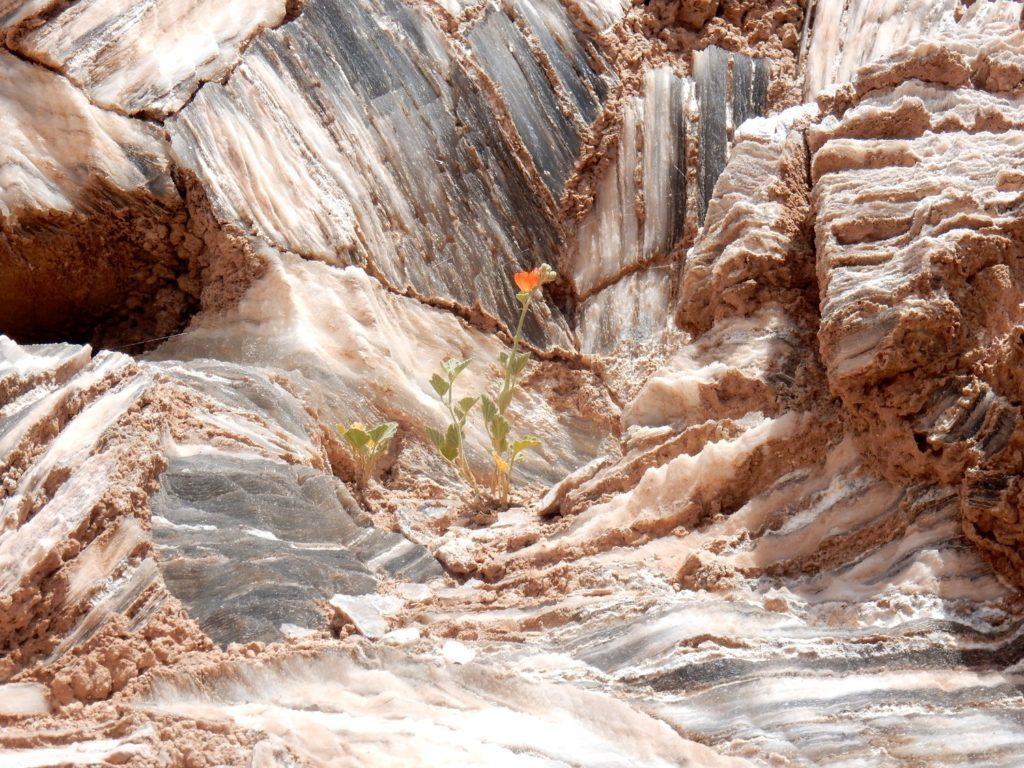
[514,268,542,293]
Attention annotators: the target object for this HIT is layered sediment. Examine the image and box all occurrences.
[0,51,197,346]
[3,0,1024,767]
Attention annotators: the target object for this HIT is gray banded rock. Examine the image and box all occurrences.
[466,0,611,196]
[167,0,614,349]
[8,0,289,117]
[572,50,773,359]
[694,46,770,224]
[571,66,690,299]
[0,336,444,679]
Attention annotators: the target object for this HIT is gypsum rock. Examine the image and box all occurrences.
[152,454,441,645]
[145,361,442,648]
[3,0,1024,764]
[580,474,1024,768]
[0,50,195,346]
[625,307,817,430]
[168,0,613,349]
[465,0,610,196]
[137,642,752,767]
[0,0,52,29]
[847,0,1024,99]
[452,113,818,578]
[811,53,1024,485]
[0,340,206,689]
[570,66,690,298]
[0,681,48,716]
[570,0,631,31]
[412,442,1024,766]
[800,0,961,102]
[0,728,162,765]
[695,45,770,224]
[571,55,774,359]
[0,336,442,671]
[679,104,817,336]
[808,5,1024,585]
[403,227,1024,763]
[9,0,289,118]
[146,358,444,646]
[576,267,676,356]
[148,245,619,487]
[413,166,1024,756]
[499,410,826,566]
[431,0,627,30]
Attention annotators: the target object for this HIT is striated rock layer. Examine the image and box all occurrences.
[3,0,1024,766]
[0,50,197,346]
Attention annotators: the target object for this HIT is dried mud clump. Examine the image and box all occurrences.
[622,0,802,55]
[608,0,803,86]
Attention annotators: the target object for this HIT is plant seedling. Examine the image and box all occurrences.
[337,420,398,487]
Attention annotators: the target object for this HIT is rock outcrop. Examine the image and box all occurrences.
[2,0,1024,766]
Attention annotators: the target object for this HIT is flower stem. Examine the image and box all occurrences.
[500,291,532,413]
[445,380,477,492]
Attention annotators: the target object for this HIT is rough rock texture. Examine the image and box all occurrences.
[0,50,197,346]
[800,0,962,100]
[810,0,1024,585]
[4,0,1024,766]
[8,0,289,117]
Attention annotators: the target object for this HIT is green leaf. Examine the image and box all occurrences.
[509,351,530,376]
[427,424,459,462]
[490,414,510,454]
[429,373,449,398]
[341,427,371,451]
[443,358,470,379]
[510,435,542,458]
[496,388,513,413]
[368,421,398,444]
[456,396,478,418]
[442,424,461,461]
[425,425,446,454]
[480,394,497,423]
[516,290,531,305]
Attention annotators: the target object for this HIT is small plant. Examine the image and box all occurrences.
[426,359,480,492]
[426,263,557,504]
[337,420,398,488]
[481,263,555,502]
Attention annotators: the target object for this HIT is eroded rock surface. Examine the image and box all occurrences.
[3,0,1024,766]
[0,51,196,345]
[809,1,1024,584]
[9,0,289,117]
